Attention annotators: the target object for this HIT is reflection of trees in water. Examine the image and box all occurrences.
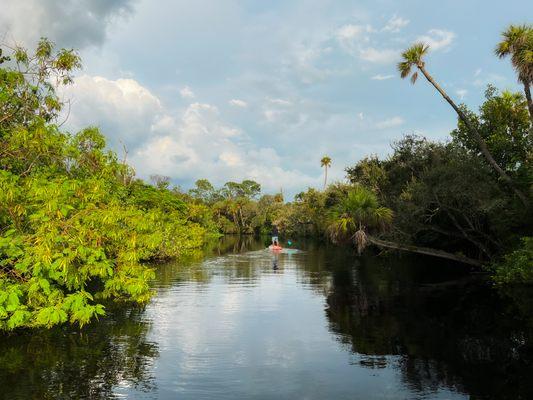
[208,235,265,255]
[0,307,158,400]
[153,235,279,289]
[0,235,267,399]
[292,242,349,297]
[323,254,533,399]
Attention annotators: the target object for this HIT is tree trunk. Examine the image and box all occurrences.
[367,235,483,267]
[418,65,528,207]
[324,166,328,190]
[523,81,533,127]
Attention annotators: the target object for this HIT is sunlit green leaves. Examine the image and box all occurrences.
[0,40,214,331]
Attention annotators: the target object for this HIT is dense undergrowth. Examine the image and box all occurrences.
[0,40,217,330]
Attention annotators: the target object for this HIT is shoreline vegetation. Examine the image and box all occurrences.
[1,24,532,331]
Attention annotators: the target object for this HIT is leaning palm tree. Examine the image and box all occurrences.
[328,186,483,266]
[328,186,393,254]
[320,156,332,190]
[495,24,533,125]
[398,43,528,206]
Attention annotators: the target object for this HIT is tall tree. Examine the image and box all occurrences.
[398,43,528,206]
[320,156,332,189]
[495,24,533,125]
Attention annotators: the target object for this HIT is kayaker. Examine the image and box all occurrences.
[271,225,279,245]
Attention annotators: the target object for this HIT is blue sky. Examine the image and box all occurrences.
[2,0,530,198]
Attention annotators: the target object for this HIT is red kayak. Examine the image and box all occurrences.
[269,245,283,251]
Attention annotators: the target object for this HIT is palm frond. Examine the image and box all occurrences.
[410,71,418,85]
[353,229,368,255]
[399,43,429,81]
[496,24,533,83]
[398,61,412,78]
[495,41,510,58]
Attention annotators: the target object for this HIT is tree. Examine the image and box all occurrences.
[189,179,217,203]
[149,174,170,189]
[398,43,528,206]
[321,156,332,189]
[0,38,81,130]
[451,86,532,180]
[491,237,533,284]
[328,186,393,254]
[495,24,533,124]
[345,155,387,194]
[0,40,215,331]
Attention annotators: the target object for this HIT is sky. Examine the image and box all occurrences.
[1,0,530,198]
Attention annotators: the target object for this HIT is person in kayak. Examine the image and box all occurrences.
[271,225,279,245]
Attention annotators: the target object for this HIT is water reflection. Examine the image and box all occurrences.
[0,307,158,400]
[0,237,531,399]
[323,253,533,399]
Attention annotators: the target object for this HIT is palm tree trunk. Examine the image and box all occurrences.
[367,235,482,267]
[523,81,533,127]
[418,65,528,206]
[324,166,328,190]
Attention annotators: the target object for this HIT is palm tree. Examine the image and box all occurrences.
[328,186,393,254]
[398,43,528,206]
[495,24,533,125]
[320,156,332,189]
[328,186,483,266]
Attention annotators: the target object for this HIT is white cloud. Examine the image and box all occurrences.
[286,43,333,84]
[375,116,405,129]
[335,24,374,56]
[456,89,468,100]
[335,20,404,64]
[133,104,318,192]
[269,98,292,106]
[383,15,410,33]
[371,74,394,80]
[60,75,162,150]
[358,112,364,120]
[416,29,456,51]
[219,152,244,167]
[474,68,482,77]
[229,99,248,108]
[260,97,308,126]
[62,75,319,194]
[335,24,374,42]
[180,86,195,99]
[359,47,398,63]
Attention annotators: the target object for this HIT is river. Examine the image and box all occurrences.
[0,236,531,399]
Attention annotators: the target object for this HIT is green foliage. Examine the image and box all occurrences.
[491,237,533,285]
[495,24,533,85]
[0,41,215,331]
[397,42,429,84]
[327,186,393,253]
[452,86,532,180]
[189,178,277,234]
[0,38,81,132]
[347,133,530,264]
[320,156,331,168]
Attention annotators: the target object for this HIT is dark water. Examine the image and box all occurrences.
[1,237,532,399]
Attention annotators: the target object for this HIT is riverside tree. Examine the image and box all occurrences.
[0,40,215,331]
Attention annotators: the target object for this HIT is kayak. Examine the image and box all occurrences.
[269,245,283,251]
